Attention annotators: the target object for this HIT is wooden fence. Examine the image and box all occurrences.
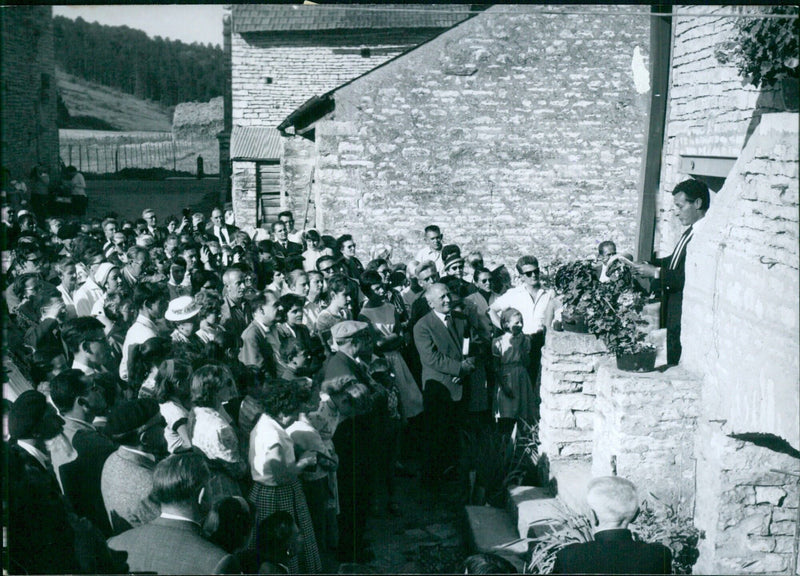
[59,137,219,175]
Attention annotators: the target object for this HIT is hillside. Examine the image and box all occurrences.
[57,68,173,132]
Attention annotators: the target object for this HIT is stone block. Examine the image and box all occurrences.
[545,331,607,355]
[746,536,777,553]
[754,486,787,506]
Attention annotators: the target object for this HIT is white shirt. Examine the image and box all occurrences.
[16,439,52,470]
[249,413,295,486]
[414,247,444,273]
[73,278,104,318]
[120,314,159,381]
[490,285,554,335]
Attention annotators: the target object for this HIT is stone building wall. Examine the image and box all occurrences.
[654,5,778,256]
[231,29,443,129]
[539,331,609,461]
[231,160,259,229]
[0,6,59,182]
[294,5,649,270]
[591,363,701,516]
[680,113,799,574]
[694,419,799,575]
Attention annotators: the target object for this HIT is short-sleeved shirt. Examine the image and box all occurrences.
[191,407,241,464]
[160,400,190,454]
[249,413,295,486]
[489,285,554,335]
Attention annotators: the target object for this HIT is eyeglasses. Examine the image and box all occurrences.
[477,277,491,284]
[522,269,540,277]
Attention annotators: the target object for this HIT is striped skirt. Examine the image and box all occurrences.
[249,479,322,574]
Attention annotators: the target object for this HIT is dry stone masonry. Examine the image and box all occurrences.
[284,5,649,270]
[539,331,610,461]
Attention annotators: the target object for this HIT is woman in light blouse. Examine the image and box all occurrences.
[248,378,322,573]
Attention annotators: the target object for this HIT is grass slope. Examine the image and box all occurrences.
[57,68,173,132]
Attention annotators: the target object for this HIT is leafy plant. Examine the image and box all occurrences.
[460,420,541,507]
[522,495,701,575]
[583,266,655,356]
[630,495,701,575]
[731,6,799,89]
[524,501,594,574]
[552,260,597,322]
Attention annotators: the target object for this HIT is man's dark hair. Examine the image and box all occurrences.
[49,369,90,413]
[30,285,62,317]
[359,270,383,294]
[277,210,293,222]
[30,348,65,387]
[316,254,337,272]
[672,178,710,211]
[598,240,617,255]
[515,255,539,274]
[303,229,320,244]
[279,293,305,312]
[473,266,492,283]
[133,282,168,312]
[152,452,210,505]
[424,224,441,236]
[336,234,353,251]
[61,316,106,355]
[365,258,388,273]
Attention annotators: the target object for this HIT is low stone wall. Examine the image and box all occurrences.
[591,363,701,515]
[539,330,609,460]
[693,419,799,575]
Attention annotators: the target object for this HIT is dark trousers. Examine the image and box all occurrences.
[422,380,459,483]
[528,332,546,421]
[333,414,371,561]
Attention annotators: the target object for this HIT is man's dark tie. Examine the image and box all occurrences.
[445,314,460,347]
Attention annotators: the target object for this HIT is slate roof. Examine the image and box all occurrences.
[232,4,472,33]
[230,126,284,160]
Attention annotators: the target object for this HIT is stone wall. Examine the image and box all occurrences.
[295,5,649,270]
[591,362,701,516]
[283,136,317,230]
[680,112,799,574]
[655,6,779,256]
[231,29,444,129]
[539,331,609,461]
[694,420,799,575]
[0,6,59,181]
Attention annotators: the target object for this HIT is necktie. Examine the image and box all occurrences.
[669,227,694,270]
[445,314,460,346]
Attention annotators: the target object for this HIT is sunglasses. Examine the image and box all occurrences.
[477,277,491,284]
[522,269,540,277]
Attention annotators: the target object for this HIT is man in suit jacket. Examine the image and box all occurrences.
[220,267,252,345]
[101,399,166,534]
[239,290,284,378]
[207,207,238,247]
[553,476,672,574]
[108,452,240,574]
[631,179,709,365]
[271,220,303,266]
[413,283,475,486]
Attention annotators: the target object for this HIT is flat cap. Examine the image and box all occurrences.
[330,320,368,340]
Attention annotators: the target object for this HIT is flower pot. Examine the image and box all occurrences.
[616,348,657,372]
[562,314,590,334]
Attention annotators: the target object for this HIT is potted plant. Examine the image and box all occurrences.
[731,5,799,111]
[584,267,657,372]
[552,260,597,333]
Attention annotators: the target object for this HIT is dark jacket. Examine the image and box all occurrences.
[552,528,672,575]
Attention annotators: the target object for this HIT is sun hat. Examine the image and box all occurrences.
[165,295,200,322]
[330,320,368,341]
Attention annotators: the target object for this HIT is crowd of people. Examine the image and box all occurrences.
[3,174,701,573]
[2,195,564,574]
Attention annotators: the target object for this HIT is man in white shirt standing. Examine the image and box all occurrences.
[120,283,168,382]
[414,224,445,274]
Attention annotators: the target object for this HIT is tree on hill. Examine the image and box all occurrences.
[53,16,224,107]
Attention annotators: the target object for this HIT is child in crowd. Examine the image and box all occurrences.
[152,358,193,453]
[492,307,534,432]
